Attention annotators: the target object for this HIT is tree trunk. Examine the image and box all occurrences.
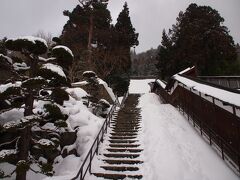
[16,126,31,180]
[87,13,93,68]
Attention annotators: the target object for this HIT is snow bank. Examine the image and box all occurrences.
[173,75,240,107]
[139,93,239,180]
[98,78,116,102]
[129,79,155,94]
[45,87,105,179]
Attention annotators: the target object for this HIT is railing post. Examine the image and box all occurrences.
[221,140,225,160]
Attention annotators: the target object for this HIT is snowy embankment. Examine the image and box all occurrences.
[139,93,238,180]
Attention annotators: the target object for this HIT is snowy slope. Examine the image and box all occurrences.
[139,93,239,180]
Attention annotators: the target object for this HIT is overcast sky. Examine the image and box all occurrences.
[0,0,239,53]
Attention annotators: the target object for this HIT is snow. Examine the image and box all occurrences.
[139,93,239,180]
[0,149,17,159]
[38,139,55,147]
[0,81,22,93]
[129,79,155,94]
[52,45,74,57]
[178,66,195,75]
[41,63,66,78]
[10,36,48,48]
[13,62,29,71]
[0,54,12,64]
[0,108,24,125]
[42,87,105,179]
[156,79,166,88]
[71,81,89,87]
[173,75,240,107]
[98,78,116,102]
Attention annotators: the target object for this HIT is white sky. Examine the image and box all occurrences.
[0,0,239,53]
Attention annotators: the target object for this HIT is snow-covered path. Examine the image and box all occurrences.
[139,92,239,180]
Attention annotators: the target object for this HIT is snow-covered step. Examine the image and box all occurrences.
[93,173,143,179]
[103,153,140,159]
[91,94,143,179]
[100,165,139,171]
[109,136,138,139]
[103,159,143,165]
[109,143,141,148]
[106,148,143,153]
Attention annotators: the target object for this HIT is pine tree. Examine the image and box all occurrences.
[115,2,139,48]
[164,3,238,76]
[107,2,139,95]
[156,29,173,80]
[0,36,73,180]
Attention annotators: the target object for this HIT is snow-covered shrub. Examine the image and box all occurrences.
[0,36,75,179]
[43,104,67,123]
[51,88,69,105]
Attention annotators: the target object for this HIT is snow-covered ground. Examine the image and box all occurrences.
[139,92,239,180]
[129,79,155,94]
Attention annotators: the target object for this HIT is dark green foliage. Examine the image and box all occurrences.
[156,3,238,78]
[51,88,69,105]
[115,2,139,48]
[0,37,7,55]
[6,38,47,55]
[40,163,54,176]
[22,78,47,90]
[83,71,97,79]
[38,68,67,87]
[43,104,66,122]
[52,46,73,69]
[106,72,130,96]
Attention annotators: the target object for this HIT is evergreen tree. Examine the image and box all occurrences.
[115,2,139,48]
[156,3,238,77]
[0,36,73,180]
[156,29,173,79]
[108,2,139,95]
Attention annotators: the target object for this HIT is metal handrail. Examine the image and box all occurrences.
[71,99,118,180]
[120,91,129,109]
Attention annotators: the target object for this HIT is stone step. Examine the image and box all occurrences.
[103,159,144,165]
[109,139,138,144]
[112,129,138,133]
[107,148,143,153]
[93,173,143,179]
[110,132,138,137]
[110,136,137,140]
[112,126,141,130]
[103,153,140,159]
[109,144,140,148]
[100,165,139,171]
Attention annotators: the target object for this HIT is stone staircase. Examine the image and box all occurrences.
[91,94,143,179]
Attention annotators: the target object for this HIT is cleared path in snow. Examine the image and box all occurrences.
[139,93,239,180]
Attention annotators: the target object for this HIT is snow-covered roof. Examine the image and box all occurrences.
[178,66,195,75]
[173,74,240,107]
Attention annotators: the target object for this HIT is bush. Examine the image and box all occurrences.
[43,104,66,122]
[51,88,69,105]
